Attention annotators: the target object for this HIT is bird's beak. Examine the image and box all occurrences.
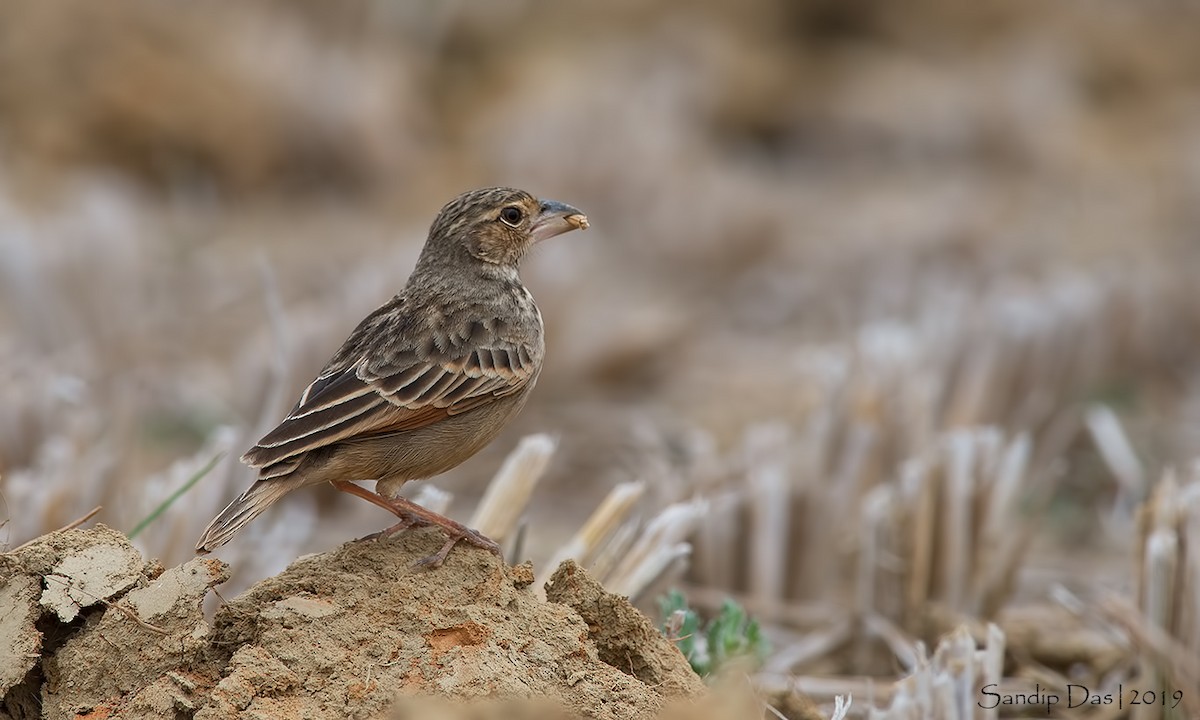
[530,199,588,242]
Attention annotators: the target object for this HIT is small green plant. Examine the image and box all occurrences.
[658,589,768,677]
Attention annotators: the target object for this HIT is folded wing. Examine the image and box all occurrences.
[242,338,537,476]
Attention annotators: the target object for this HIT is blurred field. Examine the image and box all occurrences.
[3,1,1200,717]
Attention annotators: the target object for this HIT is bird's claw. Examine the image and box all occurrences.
[414,528,502,568]
[355,514,427,543]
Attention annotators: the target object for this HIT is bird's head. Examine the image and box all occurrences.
[420,187,588,271]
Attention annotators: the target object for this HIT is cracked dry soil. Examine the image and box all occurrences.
[0,525,705,719]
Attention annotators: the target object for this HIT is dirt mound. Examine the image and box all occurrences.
[1,525,704,719]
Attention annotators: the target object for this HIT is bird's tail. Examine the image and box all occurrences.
[195,480,292,554]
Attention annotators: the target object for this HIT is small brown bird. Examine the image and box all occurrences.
[196,187,587,566]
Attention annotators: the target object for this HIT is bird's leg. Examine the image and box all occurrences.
[331,480,428,541]
[330,480,501,566]
[383,493,502,568]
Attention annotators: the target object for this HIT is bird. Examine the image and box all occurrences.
[195,187,588,567]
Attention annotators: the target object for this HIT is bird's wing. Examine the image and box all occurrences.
[241,337,538,473]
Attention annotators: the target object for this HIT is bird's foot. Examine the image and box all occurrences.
[415,527,502,568]
[354,513,427,543]
[330,479,501,567]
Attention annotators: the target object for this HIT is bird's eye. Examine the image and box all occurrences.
[499,206,524,226]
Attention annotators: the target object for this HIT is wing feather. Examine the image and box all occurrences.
[241,325,540,470]
[254,391,380,449]
[374,361,433,394]
[288,370,374,417]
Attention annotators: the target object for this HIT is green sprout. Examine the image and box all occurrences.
[127,452,223,540]
[658,590,768,678]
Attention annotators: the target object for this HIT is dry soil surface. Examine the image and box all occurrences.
[0,525,705,719]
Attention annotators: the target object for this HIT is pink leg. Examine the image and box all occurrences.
[331,480,501,567]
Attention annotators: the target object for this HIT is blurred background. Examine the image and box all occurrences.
[3,0,1200,704]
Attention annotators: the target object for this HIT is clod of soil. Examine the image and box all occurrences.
[1,525,705,719]
[545,560,705,698]
[2,525,229,720]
